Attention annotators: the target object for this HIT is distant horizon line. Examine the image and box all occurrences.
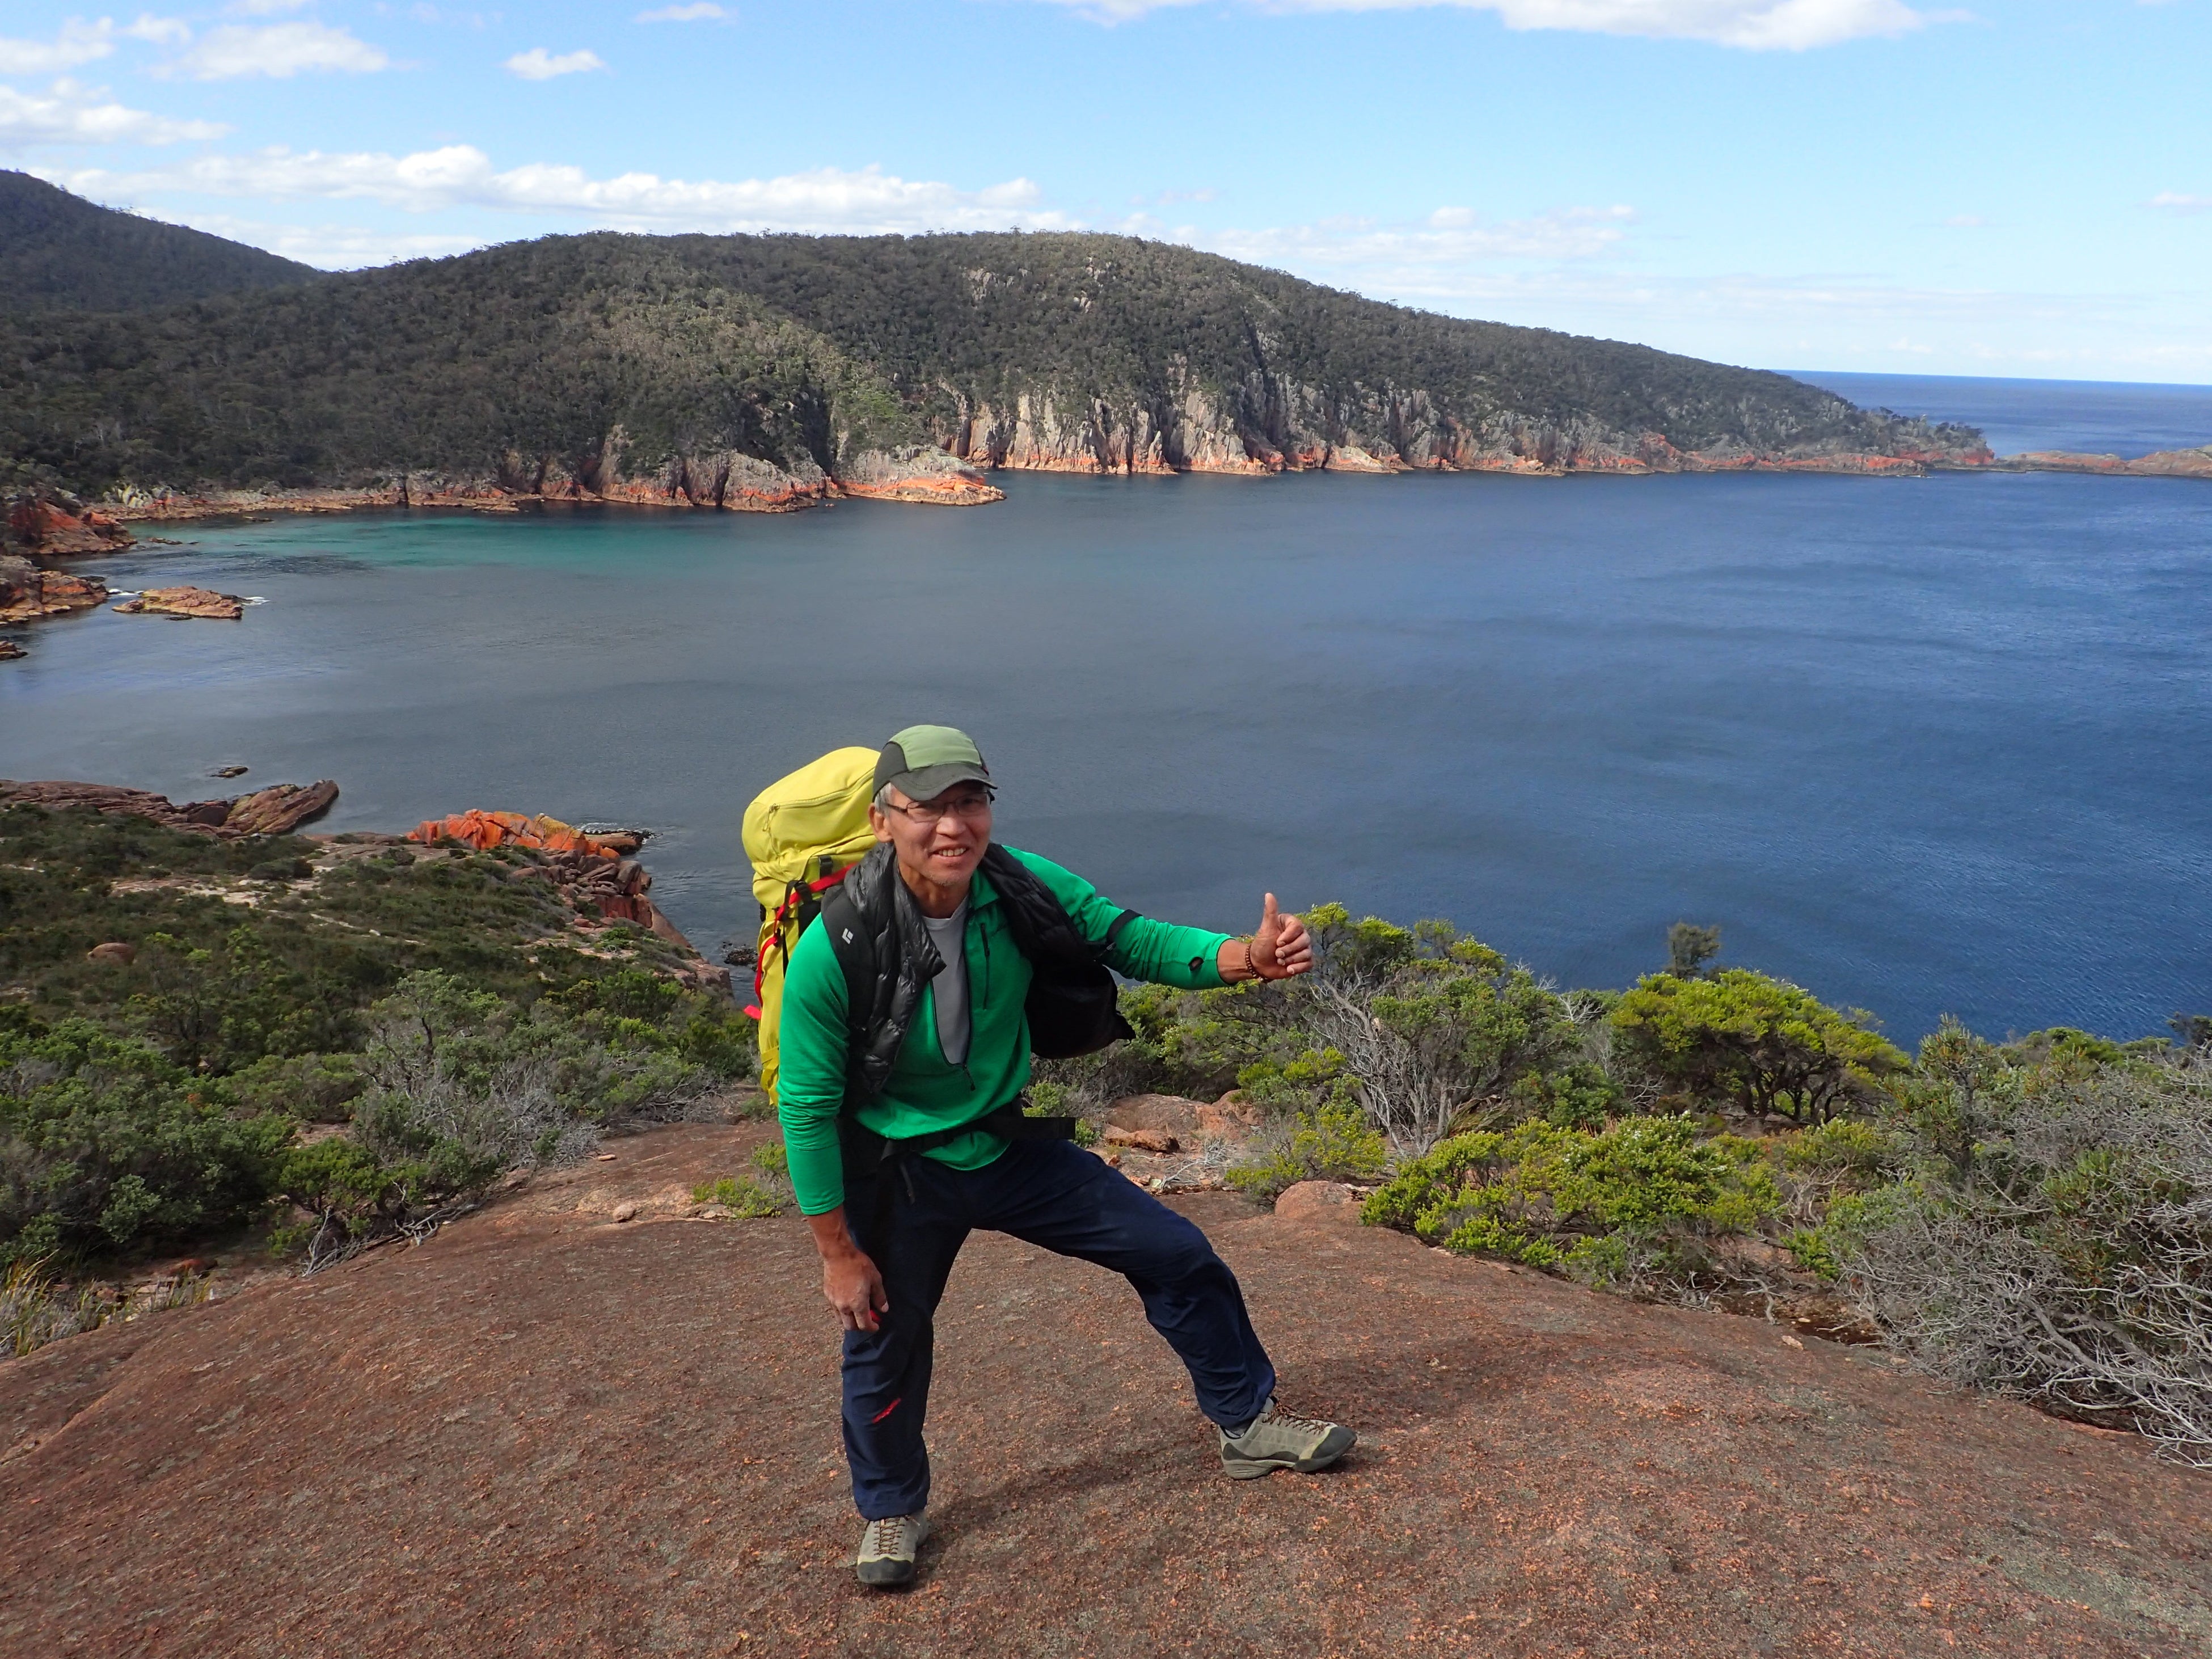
[1788,368,2212,393]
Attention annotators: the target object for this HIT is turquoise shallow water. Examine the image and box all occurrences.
[5,375,2209,1042]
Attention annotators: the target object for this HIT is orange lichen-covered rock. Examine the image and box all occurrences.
[112,586,244,620]
[408,809,626,859]
[835,446,1006,505]
[4,496,134,558]
[0,556,107,624]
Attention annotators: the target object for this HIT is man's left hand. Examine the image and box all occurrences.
[1249,892,1312,981]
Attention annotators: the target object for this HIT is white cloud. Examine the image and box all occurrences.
[2148,192,2210,213]
[1036,0,1931,50]
[504,47,608,79]
[164,210,485,266]
[2,19,116,74]
[636,3,727,19]
[227,0,314,13]
[0,78,227,147]
[0,17,189,73]
[126,12,193,46]
[168,22,390,79]
[56,147,1078,235]
[1159,203,1636,282]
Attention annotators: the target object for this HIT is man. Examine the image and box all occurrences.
[775,724,1356,1589]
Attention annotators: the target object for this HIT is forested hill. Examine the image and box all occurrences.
[665,232,1985,473]
[0,171,318,314]
[0,181,1988,506]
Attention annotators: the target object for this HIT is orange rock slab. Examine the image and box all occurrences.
[112,585,244,620]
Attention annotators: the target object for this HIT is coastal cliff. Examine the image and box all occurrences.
[679,233,1994,480]
[935,374,1990,479]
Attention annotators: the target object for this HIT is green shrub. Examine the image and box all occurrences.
[271,1137,429,1253]
[547,965,755,1080]
[220,1051,365,1122]
[125,926,365,1075]
[1293,905,1597,1154]
[0,1018,290,1263]
[1610,968,1908,1124]
[350,970,716,1207]
[1779,1115,1902,1181]
[1506,1061,1621,1129]
[1362,1116,1782,1282]
[692,1173,784,1217]
[1226,1096,1387,1201]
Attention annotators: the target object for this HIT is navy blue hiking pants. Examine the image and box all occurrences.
[839,1137,1276,1520]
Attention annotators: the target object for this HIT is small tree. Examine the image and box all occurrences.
[1665,922,1722,979]
[1291,906,1588,1156]
[1610,968,1906,1124]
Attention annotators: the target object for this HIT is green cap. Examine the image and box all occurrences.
[875,724,991,802]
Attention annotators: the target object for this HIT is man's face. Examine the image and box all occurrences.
[870,782,993,892]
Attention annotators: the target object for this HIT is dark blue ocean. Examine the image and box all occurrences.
[6,373,2209,1045]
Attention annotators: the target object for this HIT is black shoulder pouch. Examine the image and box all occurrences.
[982,845,1139,1059]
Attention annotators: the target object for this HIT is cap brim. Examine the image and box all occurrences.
[885,761,992,802]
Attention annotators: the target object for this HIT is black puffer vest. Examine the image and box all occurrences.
[817,842,1137,1109]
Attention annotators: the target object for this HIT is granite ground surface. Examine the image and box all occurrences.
[3,1122,2207,1658]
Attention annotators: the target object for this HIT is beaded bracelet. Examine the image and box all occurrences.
[1240,935,1267,983]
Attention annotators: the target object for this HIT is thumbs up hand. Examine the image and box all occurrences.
[1248,892,1313,981]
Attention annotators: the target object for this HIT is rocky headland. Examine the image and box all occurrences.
[0,776,341,839]
[1997,445,2212,479]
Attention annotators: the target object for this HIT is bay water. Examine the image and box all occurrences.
[6,373,2209,1044]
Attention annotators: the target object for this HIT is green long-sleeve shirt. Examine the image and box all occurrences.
[774,846,1232,1215]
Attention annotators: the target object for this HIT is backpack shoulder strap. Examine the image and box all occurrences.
[1100,905,1142,958]
[817,880,876,1032]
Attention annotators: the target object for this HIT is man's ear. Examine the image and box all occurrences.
[867,803,894,843]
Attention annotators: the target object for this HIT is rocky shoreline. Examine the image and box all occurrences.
[79,441,2212,538]
[3,438,2206,659]
[1994,444,2212,479]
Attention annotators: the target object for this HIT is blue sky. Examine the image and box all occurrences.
[2,1,2206,381]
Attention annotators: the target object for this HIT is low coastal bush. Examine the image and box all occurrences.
[1224,1099,1387,1200]
[691,1143,793,1218]
[284,970,724,1251]
[1835,1027,2212,1464]
[1058,905,2208,1462]
[1362,1116,1783,1284]
[0,807,750,1276]
[0,1016,292,1265]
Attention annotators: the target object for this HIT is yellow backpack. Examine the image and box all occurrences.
[742,746,881,1103]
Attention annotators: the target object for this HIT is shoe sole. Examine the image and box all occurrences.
[855,1558,918,1587]
[1220,1425,1357,1480]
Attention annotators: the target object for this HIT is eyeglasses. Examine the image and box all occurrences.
[880,791,994,826]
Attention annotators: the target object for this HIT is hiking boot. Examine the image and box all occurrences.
[1218,1398,1357,1479]
[854,1512,930,1587]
